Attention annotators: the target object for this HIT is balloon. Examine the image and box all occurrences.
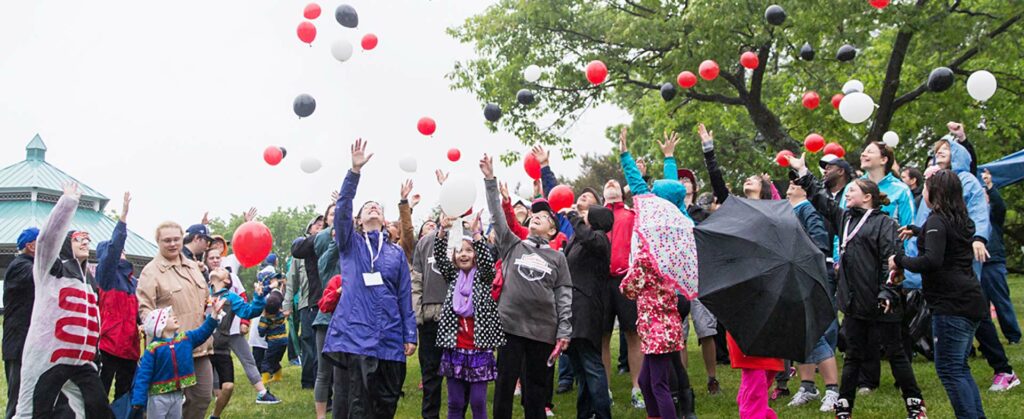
[524,153,542,180]
[517,89,536,105]
[838,92,875,124]
[765,5,787,25]
[882,131,899,147]
[927,67,955,92]
[585,60,608,85]
[300,157,322,174]
[484,103,502,122]
[232,221,274,268]
[293,94,316,118]
[677,71,697,88]
[297,21,317,45]
[447,148,461,162]
[966,70,997,102]
[398,156,417,173]
[802,91,820,110]
[303,3,321,19]
[740,52,759,70]
[263,146,283,166]
[361,33,378,50]
[804,134,825,153]
[660,83,677,101]
[800,43,815,61]
[331,39,354,62]
[831,93,845,109]
[698,60,719,81]
[547,185,574,212]
[837,44,857,62]
[869,0,890,9]
[279,147,288,159]
[524,64,542,83]
[775,150,795,167]
[517,183,534,200]
[335,4,358,28]
[417,117,436,136]
[823,142,846,158]
[842,80,864,95]
[439,176,476,216]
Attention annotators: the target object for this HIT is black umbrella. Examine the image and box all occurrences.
[695,197,834,362]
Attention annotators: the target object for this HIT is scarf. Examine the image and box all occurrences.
[453,266,477,317]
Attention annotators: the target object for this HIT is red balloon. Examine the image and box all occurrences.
[548,185,575,212]
[775,150,795,167]
[263,146,283,166]
[417,117,436,136]
[447,148,461,162]
[823,142,846,158]
[869,0,890,9]
[361,33,378,50]
[677,71,697,88]
[740,52,759,70]
[232,221,274,268]
[802,91,820,110]
[804,134,825,153]
[524,153,542,180]
[585,60,608,85]
[698,60,719,81]
[297,21,316,45]
[303,3,321,19]
[831,94,845,110]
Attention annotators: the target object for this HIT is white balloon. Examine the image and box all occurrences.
[517,182,534,201]
[882,131,899,148]
[842,80,864,95]
[966,70,997,102]
[524,65,542,83]
[300,157,322,174]
[838,92,875,124]
[331,39,354,62]
[398,156,417,173]
[439,176,476,216]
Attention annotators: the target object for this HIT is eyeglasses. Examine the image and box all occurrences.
[72,233,91,244]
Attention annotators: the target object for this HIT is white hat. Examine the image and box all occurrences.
[144,307,173,339]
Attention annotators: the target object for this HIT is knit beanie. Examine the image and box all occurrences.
[144,307,173,339]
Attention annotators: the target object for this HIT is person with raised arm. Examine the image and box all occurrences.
[95,193,141,403]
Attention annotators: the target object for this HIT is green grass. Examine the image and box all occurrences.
[2,275,1022,418]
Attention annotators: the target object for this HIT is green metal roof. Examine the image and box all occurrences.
[0,201,157,258]
[0,135,108,206]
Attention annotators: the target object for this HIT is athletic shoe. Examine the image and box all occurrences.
[856,386,875,395]
[787,387,819,407]
[707,377,721,395]
[631,388,646,409]
[255,391,281,405]
[545,407,555,417]
[769,386,790,401]
[905,397,927,418]
[819,389,839,412]
[556,382,573,394]
[989,372,1021,392]
[834,398,852,419]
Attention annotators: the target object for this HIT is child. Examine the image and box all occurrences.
[131,299,225,419]
[259,278,289,384]
[433,215,504,419]
[249,267,278,376]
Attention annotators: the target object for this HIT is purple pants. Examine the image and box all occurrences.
[447,378,488,419]
[639,353,677,419]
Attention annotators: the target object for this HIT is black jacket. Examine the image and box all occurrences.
[291,235,324,307]
[2,253,34,360]
[563,207,614,348]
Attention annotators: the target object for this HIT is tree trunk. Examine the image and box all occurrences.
[868,28,916,144]
[745,99,798,150]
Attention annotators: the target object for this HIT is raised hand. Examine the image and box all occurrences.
[350,138,374,172]
[401,179,414,200]
[435,169,449,186]
[479,154,495,179]
[947,121,966,141]
[618,126,628,153]
[244,207,258,222]
[201,211,209,225]
[697,123,714,147]
[411,194,421,209]
[121,192,132,222]
[786,153,807,174]
[499,181,511,203]
[330,190,340,202]
[531,145,550,167]
[659,131,680,158]
[62,182,81,200]
[254,281,264,296]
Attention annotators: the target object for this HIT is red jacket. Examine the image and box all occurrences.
[318,275,343,313]
[605,201,635,277]
[726,332,783,371]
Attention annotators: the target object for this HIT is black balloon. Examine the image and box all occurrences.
[800,43,815,61]
[293,94,316,118]
[517,89,535,105]
[660,83,677,101]
[280,147,288,159]
[765,5,786,25]
[335,4,358,28]
[927,67,955,92]
[484,103,502,122]
[836,44,857,62]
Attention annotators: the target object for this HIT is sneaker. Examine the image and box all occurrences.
[255,391,281,405]
[905,397,927,419]
[787,387,819,407]
[770,386,790,401]
[707,377,721,395]
[989,372,1021,392]
[631,388,646,409]
[418,380,423,390]
[545,407,555,417]
[856,386,875,395]
[834,398,852,419]
[556,382,573,394]
[819,389,839,412]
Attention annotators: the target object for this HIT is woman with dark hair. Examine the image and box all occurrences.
[891,170,987,418]
[900,167,925,209]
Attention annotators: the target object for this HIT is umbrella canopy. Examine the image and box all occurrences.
[631,194,699,300]
[695,197,834,362]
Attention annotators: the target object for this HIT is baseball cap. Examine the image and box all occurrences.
[185,224,212,241]
[819,154,854,178]
[17,227,39,250]
[677,169,698,191]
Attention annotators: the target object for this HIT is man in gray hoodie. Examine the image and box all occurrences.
[411,214,453,419]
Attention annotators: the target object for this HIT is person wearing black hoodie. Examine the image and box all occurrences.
[290,215,325,389]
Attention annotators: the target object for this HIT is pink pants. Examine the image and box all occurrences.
[737,368,778,419]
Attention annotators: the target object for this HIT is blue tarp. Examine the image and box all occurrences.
[979,149,1024,189]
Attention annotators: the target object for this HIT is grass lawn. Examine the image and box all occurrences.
[2,275,1022,418]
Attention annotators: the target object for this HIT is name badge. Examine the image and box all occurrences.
[363,272,384,287]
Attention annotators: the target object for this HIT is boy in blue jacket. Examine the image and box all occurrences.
[131,298,225,419]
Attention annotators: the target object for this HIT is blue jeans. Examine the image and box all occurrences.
[933,315,986,419]
[557,353,574,387]
[566,340,611,419]
[981,262,1022,343]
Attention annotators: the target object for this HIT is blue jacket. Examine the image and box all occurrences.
[131,315,218,406]
[96,220,141,360]
[793,200,831,256]
[540,166,575,238]
[904,137,990,287]
[621,152,691,218]
[834,172,915,261]
[324,171,417,362]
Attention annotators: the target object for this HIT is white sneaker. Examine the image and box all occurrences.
[787,387,819,407]
[631,388,646,409]
[856,386,874,395]
[819,389,839,412]
[545,407,555,417]
[514,381,522,397]
[989,372,1020,392]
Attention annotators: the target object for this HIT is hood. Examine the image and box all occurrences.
[50,231,86,280]
[586,206,614,233]
[306,215,324,235]
[938,135,973,174]
[651,179,687,212]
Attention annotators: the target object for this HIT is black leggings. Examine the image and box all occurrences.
[98,350,136,402]
[839,317,921,409]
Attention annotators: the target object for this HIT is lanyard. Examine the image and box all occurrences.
[841,209,873,255]
[364,233,384,272]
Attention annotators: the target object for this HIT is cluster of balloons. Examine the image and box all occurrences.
[264,146,288,166]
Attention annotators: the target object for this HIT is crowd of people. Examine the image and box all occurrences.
[1,121,1020,419]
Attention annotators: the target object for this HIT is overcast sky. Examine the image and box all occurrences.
[0,1,628,240]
